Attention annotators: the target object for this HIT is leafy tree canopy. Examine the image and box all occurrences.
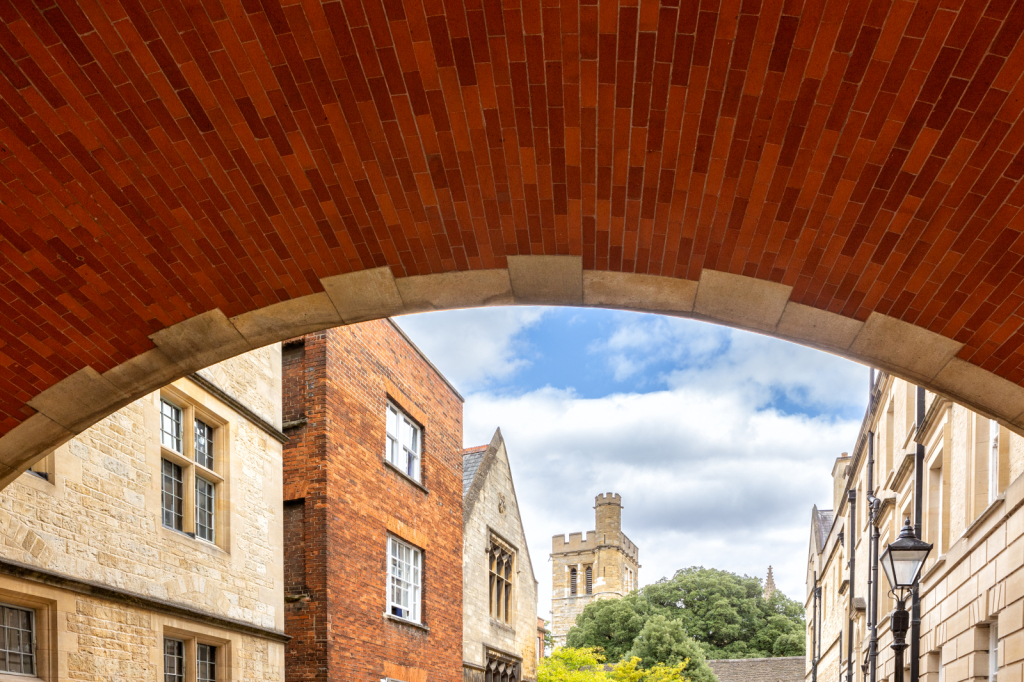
[566,594,651,663]
[538,647,695,682]
[626,616,716,682]
[564,566,805,663]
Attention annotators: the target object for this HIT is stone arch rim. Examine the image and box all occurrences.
[3,257,1022,491]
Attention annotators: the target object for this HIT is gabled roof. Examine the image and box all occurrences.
[812,506,834,554]
[462,445,488,497]
[462,428,537,586]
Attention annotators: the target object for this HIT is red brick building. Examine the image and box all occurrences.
[282,319,464,682]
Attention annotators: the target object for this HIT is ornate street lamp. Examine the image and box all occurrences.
[879,518,933,682]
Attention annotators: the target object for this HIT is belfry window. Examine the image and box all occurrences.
[570,567,577,595]
[585,566,593,594]
[489,540,514,623]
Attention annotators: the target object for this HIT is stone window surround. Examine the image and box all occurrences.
[487,531,518,628]
[161,622,231,682]
[0,586,56,682]
[157,385,231,554]
[484,646,522,682]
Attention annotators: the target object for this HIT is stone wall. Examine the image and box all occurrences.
[0,346,286,680]
[463,432,539,681]
[708,656,804,682]
[806,375,1024,682]
[282,321,464,682]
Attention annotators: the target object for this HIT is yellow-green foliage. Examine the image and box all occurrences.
[539,648,692,682]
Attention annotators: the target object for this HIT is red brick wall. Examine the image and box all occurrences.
[283,321,464,682]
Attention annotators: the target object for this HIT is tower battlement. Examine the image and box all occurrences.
[549,493,640,646]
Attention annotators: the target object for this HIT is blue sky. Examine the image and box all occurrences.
[395,306,869,617]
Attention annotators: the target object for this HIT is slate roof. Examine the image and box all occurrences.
[462,445,488,498]
[815,508,834,552]
[706,657,805,682]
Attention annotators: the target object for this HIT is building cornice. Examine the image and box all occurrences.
[186,373,287,443]
[0,556,290,642]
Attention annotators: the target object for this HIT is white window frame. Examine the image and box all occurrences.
[388,536,422,623]
[385,401,422,482]
[990,623,998,681]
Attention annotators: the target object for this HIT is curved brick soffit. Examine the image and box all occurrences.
[3,260,1024,492]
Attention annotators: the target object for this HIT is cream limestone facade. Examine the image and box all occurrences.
[0,346,286,681]
[463,429,539,682]
[806,372,1024,682]
[550,493,639,646]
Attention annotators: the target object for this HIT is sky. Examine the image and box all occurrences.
[394,306,870,620]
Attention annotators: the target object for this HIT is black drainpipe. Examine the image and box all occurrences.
[811,571,819,682]
[911,386,926,681]
[868,427,879,682]
[848,488,856,682]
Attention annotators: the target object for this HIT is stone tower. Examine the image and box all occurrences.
[550,493,640,646]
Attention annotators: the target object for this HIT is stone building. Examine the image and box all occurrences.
[281,320,463,682]
[462,429,539,682]
[0,346,287,680]
[708,656,804,681]
[550,493,639,645]
[806,372,1024,682]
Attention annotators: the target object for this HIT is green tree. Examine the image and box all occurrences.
[566,595,651,662]
[538,648,696,682]
[640,567,805,659]
[626,616,717,682]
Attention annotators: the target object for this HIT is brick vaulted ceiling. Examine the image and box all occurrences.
[3,0,1024,440]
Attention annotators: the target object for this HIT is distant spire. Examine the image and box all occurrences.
[764,566,776,599]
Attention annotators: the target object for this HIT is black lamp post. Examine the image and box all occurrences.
[879,518,933,682]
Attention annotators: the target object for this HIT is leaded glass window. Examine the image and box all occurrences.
[163,638,184,682]
[388,536,422,622]
[195,418,214,470]
[198,643,216,682]
[161,400,183,453]
[196,476,215,543]
[162,459,183,531]
[0,605,34,675]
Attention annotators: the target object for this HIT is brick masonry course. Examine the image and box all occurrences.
[5,1,1024,455]
[282,319,463,682]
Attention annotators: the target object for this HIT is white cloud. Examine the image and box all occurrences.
[396,307,866,620]
[590,314,868,413]
[394,307,547,390]
[465,383,859,617]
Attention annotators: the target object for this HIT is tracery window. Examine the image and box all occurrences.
[486,653,520,682]
[489,540,514,622]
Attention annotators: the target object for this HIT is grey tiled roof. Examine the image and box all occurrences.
[816,508,834,552]
[463,447,487,498]
[707,657,805,682]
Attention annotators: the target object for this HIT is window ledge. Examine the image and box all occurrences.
[490,618,516,633]
[0,673,41,682]
[384,613,429,631]
[384,460,429,494]
[159,526,229,557]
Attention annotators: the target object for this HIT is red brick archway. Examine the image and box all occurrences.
[3,0,1024,485]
